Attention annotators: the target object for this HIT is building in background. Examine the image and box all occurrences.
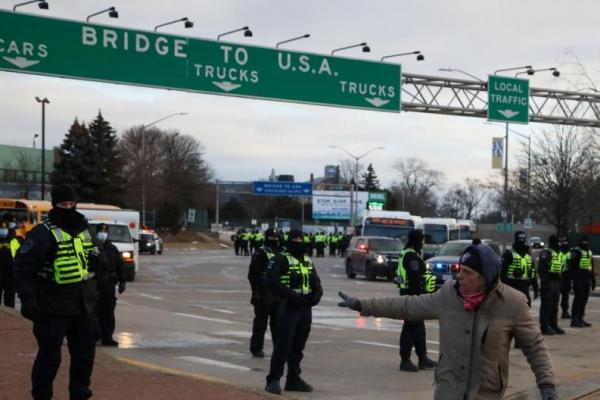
[0,144,55,199]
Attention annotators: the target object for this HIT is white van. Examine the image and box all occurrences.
[77,204,140,282]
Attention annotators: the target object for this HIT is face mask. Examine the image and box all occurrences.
[97,232,108,242]
[287,241,305,257]
[0,228,7,238]
[8,222,16,229]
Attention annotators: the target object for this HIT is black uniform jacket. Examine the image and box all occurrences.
[96,239,126,289]
[14,209,98,316]
[400,248,426,296]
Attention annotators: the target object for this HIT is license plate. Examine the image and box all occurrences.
[443,274,453,282]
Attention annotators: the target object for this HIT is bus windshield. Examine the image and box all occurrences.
[363,225,413,241]
[424,224,448,245]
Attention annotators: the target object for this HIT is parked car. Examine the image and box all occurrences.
[344,236,403,281]
[425,239,501,288]
[529,236,545,249]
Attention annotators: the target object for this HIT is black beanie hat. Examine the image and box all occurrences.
[548,235,559,248]
[51,184,77,206]
[95,223,109,233]
[459,245,483,275]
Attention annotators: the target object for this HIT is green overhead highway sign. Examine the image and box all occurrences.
[487,75,529,124]
[0,10,401,112]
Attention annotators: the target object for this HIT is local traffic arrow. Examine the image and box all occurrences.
[365,97,390,108]
[3,56,39,69]
[212,81,242,92]
[497,109,520,119]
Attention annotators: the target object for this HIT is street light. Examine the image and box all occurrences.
[516,67,560,78]
[154,17,193,32]
[331,42,370,56]
[217,26,253,40]
[381,51,424,62]
[329,145,385,225]
[494,65,532,75]
[13,0,48,10]
[86,6,118,22]
[140,112,188,226]
[35,97,49,200]
[438,67,484,82]
[276,34,310,48]
[32,133,39,149]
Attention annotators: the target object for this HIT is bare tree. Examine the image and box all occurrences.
[438,179,486,219]
[525,126,598,235]
[337,159,365,186]
[390,158,443,215]
[2,149,41,199]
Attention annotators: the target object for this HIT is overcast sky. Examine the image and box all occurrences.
[1,0,599,189]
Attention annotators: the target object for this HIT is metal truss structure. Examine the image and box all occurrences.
[402,73,600,127]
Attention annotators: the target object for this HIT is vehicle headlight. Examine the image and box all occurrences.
[426,263,432,271]
[376,255,386,264]
[146,242,152,246]
[122,251,132,258]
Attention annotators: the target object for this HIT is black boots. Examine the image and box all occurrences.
[399,359,419,372]
[251,350,265,358]
[418,357,438,370]
[265,380,282,395]
[285,377,314,392]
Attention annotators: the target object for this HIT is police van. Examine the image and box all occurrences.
[77,204,140,282]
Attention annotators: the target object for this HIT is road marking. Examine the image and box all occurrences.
[177,356,251,371]
[137,293,163,300]
[352,340,439,354]
[193,305,236,314]
[174,312,236,324]
[116,357,229,384]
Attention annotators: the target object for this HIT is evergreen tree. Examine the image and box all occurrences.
[360,163,380,191]
[88,111,125,205]
[51,119,97,201]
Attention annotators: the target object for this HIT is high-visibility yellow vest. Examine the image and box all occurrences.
[41,223,95,284]
[10,238,21,259]
[548,250,563,274]
[507,251,532,280]
[280,252,313,294]
[559,251,570,273]
[397,248,415,289]
[575,247,593,271]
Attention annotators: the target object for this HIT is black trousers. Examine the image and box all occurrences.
[571,281,591,322]
[329,243,336,256]
[96,286,117,342]
[539,279,561,328]
[560,278,572,313]
[399,320,427,360]
[0,265,15,307]
[315,244,325,257]
[266,302,311,383]
[32,313,96,400]
[250,293,278,353]
[506,278,531,307]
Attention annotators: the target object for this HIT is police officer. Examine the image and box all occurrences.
[248,228,280,358]
[314,231,326,258]
[559,236,572,319]
[328,233,337,256]
[537,235,565,335]
[264,228,323,395]
[94,223,126,346]
[397,229,437,372]
[501,231,538,307]
[241,229,250,256]
[232,230,241,256]
[569,235,596,328]
[15,184,98,400]
[0,221,16,307]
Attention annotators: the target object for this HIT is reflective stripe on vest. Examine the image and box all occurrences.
[10,238,21,259]
[43,223,94,284]
[576,248,592,271]
[280,252,313,294]
[397,248,415,289]
[507,252,532,280]
[548,250,562,274]
[559,251,570,273]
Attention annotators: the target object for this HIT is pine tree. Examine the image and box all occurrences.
[88,111,125,205]
[51,118,97,201]
[361,163,380,191]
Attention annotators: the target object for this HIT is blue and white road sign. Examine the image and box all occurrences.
[252,181,312,196]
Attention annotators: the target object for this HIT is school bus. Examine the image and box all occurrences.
[0,198,52,237]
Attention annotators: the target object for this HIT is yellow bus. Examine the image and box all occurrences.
[0,198,52,237]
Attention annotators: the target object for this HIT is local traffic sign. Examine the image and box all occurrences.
[0,10,401,112]
[487,75,529,124]
[252,181,312,196]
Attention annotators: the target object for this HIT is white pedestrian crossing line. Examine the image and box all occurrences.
[174,312,237,324]
[177,356,251,371]
[353,340,439,354]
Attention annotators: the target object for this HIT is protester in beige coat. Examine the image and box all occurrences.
[338,244,557,400]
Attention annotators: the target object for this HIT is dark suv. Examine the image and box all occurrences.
[344,236,403,281]
[425,239,500,288]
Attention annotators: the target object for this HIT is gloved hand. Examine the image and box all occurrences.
[337,291,361,311]
[118,281,126,294]
[307,292,321,307]
[540,386,557,400]
[19,295,40,321]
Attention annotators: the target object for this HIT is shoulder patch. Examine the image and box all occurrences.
[19,239,34,254]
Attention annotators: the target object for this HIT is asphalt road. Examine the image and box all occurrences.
[103,249,600,399]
